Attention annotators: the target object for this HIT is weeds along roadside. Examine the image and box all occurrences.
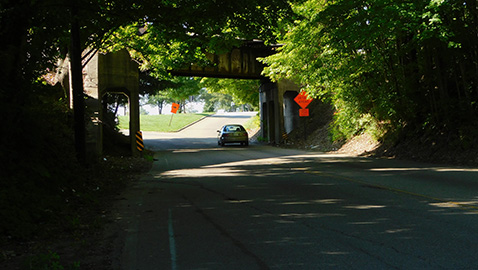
[1,148,153,269]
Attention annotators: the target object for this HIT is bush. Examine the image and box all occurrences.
[23,251,80,270]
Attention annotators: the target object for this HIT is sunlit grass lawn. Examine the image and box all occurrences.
[118,113,213,132]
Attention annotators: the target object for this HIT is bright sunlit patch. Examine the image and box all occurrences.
[172,149,204,153]
[160,167,247,178]
[429,201,478,210]
[312,199,343,204]
[291,167,309,171]
[282,201,311,205]
[370,167,478,172]
[203,153,322,169]
[159,153,322,178]
[275,219,295,224]
[385,228,411,234]
[369,168,423,172]
[321,251,350,255]
[349,221,379,225]
[434,168,478,172]
[344,205,386,210]
[171,148,230,153]
[430,202,461,208]
[158,152,344,180]
[227,199,253,204]
[204,157,289,168]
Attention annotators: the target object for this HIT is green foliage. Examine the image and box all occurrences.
[142,77,260,114]
[243,113,261,131]
[144,91,171,115]
[101,1,297,80]
[261,0,478,144]
[0,82,149,240]
[166,77,203,104]
[141,76,203,115]
[0,82,84,238]
[23,251,80,270]
[200,78,260,110]
[0,0,295,249]
[200,89,235,113]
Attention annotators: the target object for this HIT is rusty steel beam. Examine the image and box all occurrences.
[170,40,279,79]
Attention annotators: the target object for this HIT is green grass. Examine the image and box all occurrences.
[118,113,213,132]
[243,112,260,131]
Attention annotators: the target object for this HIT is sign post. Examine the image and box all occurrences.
[294,91,314,140]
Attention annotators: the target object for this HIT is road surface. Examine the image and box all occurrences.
[142,112,257,151]
[110,112,478,269]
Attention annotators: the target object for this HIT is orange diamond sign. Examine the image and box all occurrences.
[294,91,313,109]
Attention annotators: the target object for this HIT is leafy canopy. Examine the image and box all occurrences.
[101,0,297,79]
[200,78,260,110]
[260,0,478,141]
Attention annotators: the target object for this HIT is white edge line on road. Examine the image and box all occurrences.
[168,208,177,270]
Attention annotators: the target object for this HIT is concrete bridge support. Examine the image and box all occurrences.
[97,50,140,157]
[259,79,301,144]
[58,40,302,158]
[69,49,140,159]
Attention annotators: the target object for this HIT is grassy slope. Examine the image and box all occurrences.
[118,113,213,132]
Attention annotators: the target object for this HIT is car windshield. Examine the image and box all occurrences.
[224,125,245,132]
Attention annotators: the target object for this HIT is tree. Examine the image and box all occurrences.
[142,76,204,114]
[0,0,298,237]
[1,0,297,163]
[145,92,171,115]
[200,78,260,111]
[200,89,235,113]
[166,77,203,113]
[102,1,299,80]
[260,0,478,144]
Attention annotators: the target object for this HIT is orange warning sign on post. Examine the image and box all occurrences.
[299,108,309,117]
[294,91,313,109]
[171,103,180,114]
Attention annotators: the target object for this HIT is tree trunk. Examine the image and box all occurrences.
[114,95,121,116]
[157,100,163,114]
[70,1,86,165]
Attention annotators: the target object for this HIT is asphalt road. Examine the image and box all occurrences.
[110,112,478,269]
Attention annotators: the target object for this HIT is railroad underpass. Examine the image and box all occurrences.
[60,40,303,159]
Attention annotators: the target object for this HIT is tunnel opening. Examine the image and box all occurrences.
[101,91,132,156]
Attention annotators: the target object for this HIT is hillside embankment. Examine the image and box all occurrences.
[282,101,478,167]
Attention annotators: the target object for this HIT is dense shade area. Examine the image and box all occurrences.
[0,0,294,239]
[2,0,478,260]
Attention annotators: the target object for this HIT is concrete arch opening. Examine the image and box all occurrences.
[64,49,140,159]
[101,91,132,155]
[259,80,278,143]
[63,41,308,161]
[283,90,300,134]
